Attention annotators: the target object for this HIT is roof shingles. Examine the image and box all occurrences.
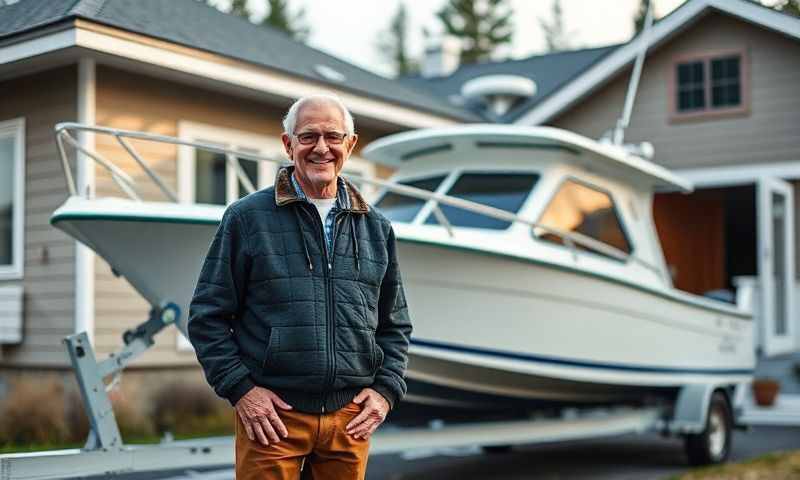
[0,0,479,122]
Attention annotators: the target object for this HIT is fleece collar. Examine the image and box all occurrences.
[274,165,370,214]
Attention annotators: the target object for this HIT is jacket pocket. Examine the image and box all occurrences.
[261,327,276,370]
[358,287,377,329]
[371,339,384,374]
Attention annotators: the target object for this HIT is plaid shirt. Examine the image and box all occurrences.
[290,173,350,258]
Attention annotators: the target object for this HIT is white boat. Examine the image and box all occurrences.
[50,123,754,414]
[363,125,754,411]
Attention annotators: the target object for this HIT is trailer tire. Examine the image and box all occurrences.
[684,391,732,466]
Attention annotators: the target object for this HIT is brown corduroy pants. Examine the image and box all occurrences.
[235,401,370,480]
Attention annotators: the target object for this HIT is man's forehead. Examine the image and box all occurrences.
[296,100,345,126]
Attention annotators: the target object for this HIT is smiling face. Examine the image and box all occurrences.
[281,100,358,199]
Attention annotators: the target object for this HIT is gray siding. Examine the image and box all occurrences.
[551,12,800,169]
[0,66,77,366]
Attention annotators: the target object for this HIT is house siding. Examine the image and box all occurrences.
[92,65,393,366]
[0,66,77,367]
[550,12,800,170]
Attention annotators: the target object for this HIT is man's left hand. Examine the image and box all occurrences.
[345,388,390,439]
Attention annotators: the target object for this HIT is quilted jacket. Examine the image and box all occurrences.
[188,166,412,413]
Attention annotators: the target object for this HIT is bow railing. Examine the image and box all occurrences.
[54,123,663,276]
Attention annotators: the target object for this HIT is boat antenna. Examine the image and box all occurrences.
[610,1,655,146]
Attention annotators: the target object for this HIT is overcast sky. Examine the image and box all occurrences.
[239,0,689,76]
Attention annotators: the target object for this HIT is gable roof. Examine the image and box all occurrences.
[513,0,800,125]
[0,0,479,123]
[401,45,619,124]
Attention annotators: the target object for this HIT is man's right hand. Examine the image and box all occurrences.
[235,386,293,446]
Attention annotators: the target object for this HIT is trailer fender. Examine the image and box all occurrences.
[668,384,731,434]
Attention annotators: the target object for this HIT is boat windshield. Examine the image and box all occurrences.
[375,175,447,222]
[424,173,540,230]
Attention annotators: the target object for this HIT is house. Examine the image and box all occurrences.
[0,0,798,405]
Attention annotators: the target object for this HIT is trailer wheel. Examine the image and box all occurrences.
[684,391,732,466]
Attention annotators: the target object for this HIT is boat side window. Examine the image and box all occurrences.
[535,179,632,257]
[375,176,446,222]
[424,173,539,230]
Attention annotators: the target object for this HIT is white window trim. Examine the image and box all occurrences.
[0,117,25,281]
[674,161,800,188]
[177,121,285,206]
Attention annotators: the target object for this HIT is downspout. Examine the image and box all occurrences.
[75,58,96,344]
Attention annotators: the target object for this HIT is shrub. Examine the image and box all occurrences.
[0,380,69,446]
[150,382,232,437]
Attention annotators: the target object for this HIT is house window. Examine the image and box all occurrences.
[178,122,284,206]
[535,179,631,258]
[677,61,706,111]
[0,118,24,280]
[672,51,748,120]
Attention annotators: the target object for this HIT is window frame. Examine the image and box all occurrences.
[669,48,750,123]
[177,121,284,205]
[421,169,541,231]
[532,176,635,263]
[374,172,453,224]
[0,117,25,281]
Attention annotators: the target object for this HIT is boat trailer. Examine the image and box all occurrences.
[0,299,750,479]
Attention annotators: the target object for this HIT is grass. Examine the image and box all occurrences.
[668,450,800,480]
[0,431,234,454]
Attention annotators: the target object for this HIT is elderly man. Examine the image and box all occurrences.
[188,94,412,479]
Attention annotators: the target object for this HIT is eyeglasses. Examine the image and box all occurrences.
[294,131,348,145]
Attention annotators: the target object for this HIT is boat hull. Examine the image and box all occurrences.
[50,197,755,410]
[395,237,755,407]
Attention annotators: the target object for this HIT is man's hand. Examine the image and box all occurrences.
[345,388,390,439]
[235,386,293,446]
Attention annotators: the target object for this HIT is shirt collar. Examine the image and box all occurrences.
[290,172,350,210]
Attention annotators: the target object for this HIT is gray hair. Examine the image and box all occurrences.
[282,94,355,136]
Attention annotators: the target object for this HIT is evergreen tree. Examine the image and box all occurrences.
[436,0,513,65]
[633,0,649,34]
[377,2,417,76]
[261,0,309,42]
[229,0,252,21]
[539,0,571,52]
[773,0,800,16]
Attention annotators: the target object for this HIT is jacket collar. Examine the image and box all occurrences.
[274,165,370,214]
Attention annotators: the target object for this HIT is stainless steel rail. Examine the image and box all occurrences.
[54,123,663,275]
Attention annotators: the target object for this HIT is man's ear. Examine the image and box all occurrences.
[346,134,359,156]
[281,133,292,158]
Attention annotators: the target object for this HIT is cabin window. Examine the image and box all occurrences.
[535,179,631,258]
[0,118,24,280]
[671,50,748,120]
[425,173,539,230]
[375,175,446,222]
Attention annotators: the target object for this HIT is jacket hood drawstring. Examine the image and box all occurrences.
[293,206,313,271]
[294,204,361,274]
[350,214,360,273]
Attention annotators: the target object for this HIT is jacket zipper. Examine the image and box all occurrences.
[299,204,347,412]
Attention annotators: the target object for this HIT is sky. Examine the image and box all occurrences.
[238,0,689,77]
